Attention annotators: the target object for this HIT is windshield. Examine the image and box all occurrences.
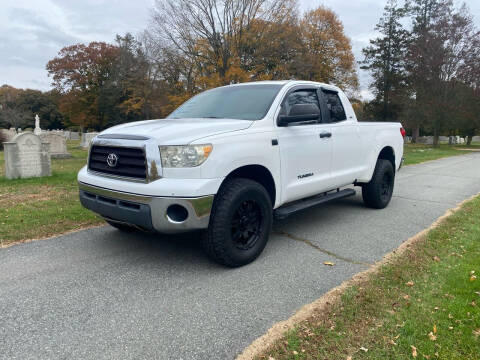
[168,84,283,120]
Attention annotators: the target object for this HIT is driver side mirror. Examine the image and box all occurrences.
[278,103,320,126]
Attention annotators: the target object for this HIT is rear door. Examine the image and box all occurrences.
[320,89,364,186]
[276,86,333,203]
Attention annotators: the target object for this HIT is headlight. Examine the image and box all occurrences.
[159,144,213,168]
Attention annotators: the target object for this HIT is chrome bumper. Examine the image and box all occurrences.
[78,182,214,233]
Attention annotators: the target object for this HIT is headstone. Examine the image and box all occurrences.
[459,137,465,144]
[17,128,22,133]
[417,136,433,145]
[80,132,99,148]
[70,132,80,140]
[39,133,71,158]
[449,136,456,145]
[472,136,480,143]
[3,132,51,179]
[438,136,449,143]
[64,131,71,140]
[34,114,42,135]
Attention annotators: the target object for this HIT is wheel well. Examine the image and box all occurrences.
[224,165,276,206]
[378,146,395,171]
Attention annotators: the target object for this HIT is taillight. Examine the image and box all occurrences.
[400,127,406,138]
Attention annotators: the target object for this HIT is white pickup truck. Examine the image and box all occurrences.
[78,80,404,267]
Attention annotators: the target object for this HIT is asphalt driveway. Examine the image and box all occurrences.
[1,153,480,359]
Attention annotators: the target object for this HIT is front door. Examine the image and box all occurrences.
[276,87,333,204]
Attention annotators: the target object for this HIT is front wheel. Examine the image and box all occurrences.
[362,159,395,209]
[202,178,273,267]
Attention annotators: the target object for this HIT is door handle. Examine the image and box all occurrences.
[319,132,332,138]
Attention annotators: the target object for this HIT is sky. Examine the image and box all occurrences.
[1,0,479,100]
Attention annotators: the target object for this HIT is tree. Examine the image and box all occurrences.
[297,7,358,93]
[150,0,296,87]
[406,0,480,144]
[361,0,408,122]
[0,85,32,129]
[46,42,120,130]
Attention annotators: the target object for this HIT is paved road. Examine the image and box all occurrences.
[1,153,480,360]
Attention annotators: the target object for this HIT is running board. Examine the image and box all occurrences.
[274,189,356,220]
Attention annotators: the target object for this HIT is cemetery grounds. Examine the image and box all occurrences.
[0,140,102,246]
[0,141,479,246]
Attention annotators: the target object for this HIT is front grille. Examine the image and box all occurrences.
[88,145,146,180]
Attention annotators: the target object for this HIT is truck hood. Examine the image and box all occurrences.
[101,118,253,144]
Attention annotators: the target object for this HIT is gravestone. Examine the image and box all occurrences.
[39,133,71,158]
[472,136,480,143]
[417,136,433,145]
[80,132,99,148]
[3,132,51,179]
[438,136,449,143]
[70,132,80,140]
[64,131,71,140]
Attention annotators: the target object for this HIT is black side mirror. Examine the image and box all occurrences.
[278,104,320,126]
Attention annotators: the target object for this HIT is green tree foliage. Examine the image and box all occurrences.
[361,0,408,122]
[363,0,480,143]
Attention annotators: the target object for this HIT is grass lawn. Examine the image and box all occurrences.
[403,143,480,165]
[0,140,102,246]
[260,195,480,360]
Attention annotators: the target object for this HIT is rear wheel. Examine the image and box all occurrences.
[202,178,273,267]
[362,159,395,209]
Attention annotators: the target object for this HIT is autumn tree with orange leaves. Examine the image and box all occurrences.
[46,42,119,130]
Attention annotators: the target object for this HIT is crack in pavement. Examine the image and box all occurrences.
[273,230,373,266]
[392,195,457,206]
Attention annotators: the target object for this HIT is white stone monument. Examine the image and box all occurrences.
[34,114,42,135]
[3,132,51,179]
[80,132,99,148]
[39,133,71,158]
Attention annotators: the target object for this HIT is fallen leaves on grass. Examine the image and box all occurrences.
[359,346,368,352]
[411,345,418,358]
[428,332,437,341]
[406,281,415,287]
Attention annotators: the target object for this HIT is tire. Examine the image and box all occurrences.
[106,220,137,232]
[202,178,273,267]
[362,159,395,209]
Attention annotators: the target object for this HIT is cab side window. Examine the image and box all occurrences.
[322,90,346,122]
[279,89,321,122]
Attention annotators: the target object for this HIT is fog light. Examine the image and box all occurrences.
[166,204,189,223]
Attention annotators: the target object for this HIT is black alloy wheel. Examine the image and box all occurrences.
[231,200,263,250]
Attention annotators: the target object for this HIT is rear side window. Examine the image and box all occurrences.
[322,90,346,122]
[279,89,321,122]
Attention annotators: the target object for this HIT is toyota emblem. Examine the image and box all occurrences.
[107,153,119,167]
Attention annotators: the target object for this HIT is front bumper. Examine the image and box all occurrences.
[79,182,214,233]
